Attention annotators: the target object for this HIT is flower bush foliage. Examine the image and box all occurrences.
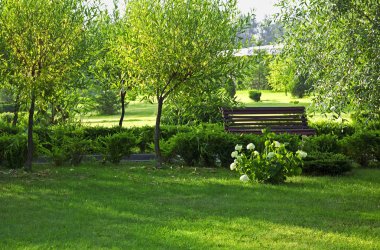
[230,132,306,184]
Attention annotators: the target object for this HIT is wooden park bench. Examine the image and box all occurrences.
[221,107,316,135]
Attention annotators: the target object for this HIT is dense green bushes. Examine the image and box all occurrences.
[303,153,353,176]
[0,134,27,169]
[98,132,137,164]
[248,90,261,102]
[339,130,380,168]
[0,122,378,171]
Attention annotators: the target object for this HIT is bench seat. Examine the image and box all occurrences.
[221,107,316,136]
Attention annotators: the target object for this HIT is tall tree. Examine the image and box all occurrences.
[89,4,137,127]
[121,0,248,167]
[0,0,98,171]
[277,0,380,121]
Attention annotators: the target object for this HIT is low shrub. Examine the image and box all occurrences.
[0,112,13,124]
[0,134,27,169]
[302,134,340,153]
[0,121,20,135]
[248,90,262,102]
[230,131,306,184]
[63,135,92,166]
[98,132,137,164]
[309,121,355,138]
[130,126,154,153]
[303,152,353,175]
[163,127,302,168]
[45,128,93,166]
[339,130,380,167]
[82,126,126,140]
[162,132,202,166]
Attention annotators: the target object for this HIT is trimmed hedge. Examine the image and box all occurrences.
[303,152,353,176]
[1,122,378,170]
[248,90,262,102]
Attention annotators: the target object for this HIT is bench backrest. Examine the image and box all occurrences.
[221,107,315,135]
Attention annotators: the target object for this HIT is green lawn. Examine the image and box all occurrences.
[80,91,346,127]
[1,164,379,249]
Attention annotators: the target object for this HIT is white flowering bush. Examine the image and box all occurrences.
[230,132,307,184]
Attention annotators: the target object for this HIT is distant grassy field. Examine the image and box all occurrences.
[81,91,343,127]
[0,164,379,249]
[236,90,312,107]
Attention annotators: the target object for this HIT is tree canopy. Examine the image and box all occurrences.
[119,0,248,166]
[0,0,97,170]
[277,0,380,121]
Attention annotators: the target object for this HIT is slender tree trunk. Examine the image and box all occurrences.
[25,91,36,172]
[12,94,20,127]
[154,96,164,168]
[119,90,126,127]
[51,103,56,125]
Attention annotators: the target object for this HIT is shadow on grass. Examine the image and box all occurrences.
[0,165,379,249]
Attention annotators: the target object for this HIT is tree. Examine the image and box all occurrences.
[121,0,248,167]
[88,4,137,127]
[267,56,296,95]
[277,0,380,121]
[0,0,97,171]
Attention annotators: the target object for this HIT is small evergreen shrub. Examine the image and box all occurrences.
[303,152,353,175]
[249,90,262,102]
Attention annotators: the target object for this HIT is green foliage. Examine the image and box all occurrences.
[122,0,249,164]
[230,132,305,184]
[163,127,302,171]
[339,131,380,168]
[303,152,353,176]
[302,134,341,154]
[237,52,271,90]
[248,90,262,102]
[162,88,239,125]
[309,121,355,138]
[278,0,380,120]
[162,132,202,166]
[95,89,119,115]
[0,112,13,124]
[267,56,296,94]
[0,121,20,135]
[98,132,137,164]
[0,134,27,169]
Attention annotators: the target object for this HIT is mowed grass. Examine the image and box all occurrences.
[236,90,312,108]
[80,91,319,127]
[80,101,157,127]
[1,164,379,249]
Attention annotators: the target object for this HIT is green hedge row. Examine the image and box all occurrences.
[0,122,379,174]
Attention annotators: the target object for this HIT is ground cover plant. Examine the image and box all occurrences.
[0,164,379,249]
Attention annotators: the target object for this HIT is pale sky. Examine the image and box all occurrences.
[103,0,279,22]
[238,0,279,21]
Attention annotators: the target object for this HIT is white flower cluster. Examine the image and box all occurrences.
[267,152,275,159]
[296,150,307,158]
[240,174,249,182]
[247,143,255,150]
